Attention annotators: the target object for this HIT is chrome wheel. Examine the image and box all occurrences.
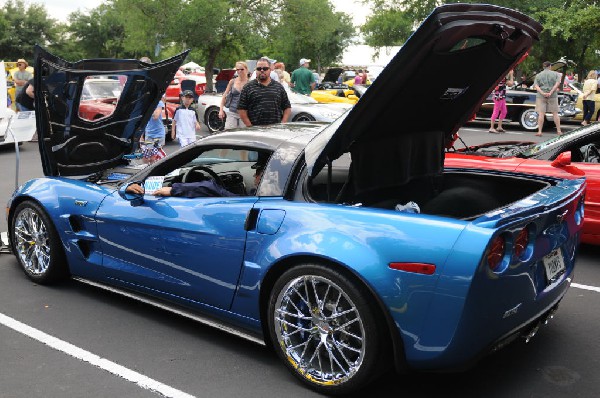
[273,274,366,386]
[14,207,51,276]
[519,108,539,131]
[11,202,68,284]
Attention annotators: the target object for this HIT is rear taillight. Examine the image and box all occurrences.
[487,235,506,271]
[514,227,529,259]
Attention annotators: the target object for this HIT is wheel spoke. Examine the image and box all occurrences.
[276,316,313,333]
[335,316,359,332]
[276,308,312,321]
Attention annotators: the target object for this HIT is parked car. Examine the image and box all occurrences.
[77,76,177,140]
[197,89,352,132]
[445,124,599,245]
[165,70,206,102]
[78,77,124,121]
[310,88,358,105]
[473,87,579,130]
[474,58,581,130]
[9,7,585,395]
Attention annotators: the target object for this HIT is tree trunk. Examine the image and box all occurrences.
[204,47,220,93]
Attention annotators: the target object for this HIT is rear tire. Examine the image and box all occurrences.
[204,106,225,133]
[519,108,540,131]
[292,112,316,122]
[267,264,386,395]
[11,201,68,284]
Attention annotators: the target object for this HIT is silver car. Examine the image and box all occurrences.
[197,90,352,133]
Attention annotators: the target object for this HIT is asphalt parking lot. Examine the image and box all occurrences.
[0,122,598,397]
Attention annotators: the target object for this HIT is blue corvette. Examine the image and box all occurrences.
[7,5,586,395]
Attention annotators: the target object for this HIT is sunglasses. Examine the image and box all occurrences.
[256,67,270,72]
[236,68,245,71]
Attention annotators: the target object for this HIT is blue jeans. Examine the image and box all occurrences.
[582,100,595,122]
[17,103,32,112]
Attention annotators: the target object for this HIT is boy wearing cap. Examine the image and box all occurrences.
[290,58,315,95]
[13,59,32,105]
[172,90,201,147]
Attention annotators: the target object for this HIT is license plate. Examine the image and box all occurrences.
[543,249,565,282]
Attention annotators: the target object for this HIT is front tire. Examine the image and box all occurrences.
[204,106,225,133]
[267,264,385,395]
[11,201,68,284]
[519,108,540,131]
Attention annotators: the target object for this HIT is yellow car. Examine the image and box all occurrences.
[311,89,358,105]
[569,82,600,122]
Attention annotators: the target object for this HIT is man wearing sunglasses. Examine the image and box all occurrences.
[237,57,291,127]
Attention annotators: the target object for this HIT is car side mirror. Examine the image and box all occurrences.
[118,182,144,207]
[551,151,571,168]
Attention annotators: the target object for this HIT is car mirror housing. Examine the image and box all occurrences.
[118,183,144,207]
[551,151,572,168]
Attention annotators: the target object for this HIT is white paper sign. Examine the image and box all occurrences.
[143,176,165,193]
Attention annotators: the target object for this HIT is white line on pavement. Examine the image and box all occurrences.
[0,312,196,398]
[572,283,600,293]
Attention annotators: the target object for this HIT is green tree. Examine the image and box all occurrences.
[64,4,127,59]
[270,0,355,72]
[535,0,600,79]
[0,0,60,61]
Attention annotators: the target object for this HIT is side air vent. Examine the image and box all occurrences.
[77,240,91,259]
[69,215,83,232]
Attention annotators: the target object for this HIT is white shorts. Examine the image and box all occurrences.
[224,109,243,130]
[178,136,196,147]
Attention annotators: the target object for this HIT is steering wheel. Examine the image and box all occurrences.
[584,144,600,163]
[182,165,224,186]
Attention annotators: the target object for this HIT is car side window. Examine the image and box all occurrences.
[149,147,269,196]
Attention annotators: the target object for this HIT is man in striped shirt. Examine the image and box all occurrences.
[238,57,291,127]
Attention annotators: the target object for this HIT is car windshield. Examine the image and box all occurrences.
[519,128,581,157]
[82,78,123,100]
[571,82,583,91]
[288,91,318,105]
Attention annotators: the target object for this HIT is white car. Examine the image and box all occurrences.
[197,90,352,133]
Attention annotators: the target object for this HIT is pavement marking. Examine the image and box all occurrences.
[572,283,600,293]
[0,312,196,398]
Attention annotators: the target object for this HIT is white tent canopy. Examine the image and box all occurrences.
[181,61,203,70]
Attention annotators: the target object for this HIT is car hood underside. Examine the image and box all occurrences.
[305,4,542,195]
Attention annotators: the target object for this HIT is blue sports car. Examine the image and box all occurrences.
[6,5,586,395]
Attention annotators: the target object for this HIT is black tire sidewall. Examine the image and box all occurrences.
[292,113,316,122]
[205,106,224,133]
[267,263,384,395]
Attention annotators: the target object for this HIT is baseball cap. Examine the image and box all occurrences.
[182,90,194,97]
[299,58,311,66]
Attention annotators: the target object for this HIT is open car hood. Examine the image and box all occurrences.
[34,46,188,176]
[305,4,542,194]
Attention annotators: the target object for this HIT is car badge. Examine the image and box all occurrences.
[440,87,469,100]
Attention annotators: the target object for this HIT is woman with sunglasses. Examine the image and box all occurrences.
[219,61,249,129]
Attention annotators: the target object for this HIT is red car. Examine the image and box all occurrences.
[78,77,123,121]
[165,70,206,102]
[78,76,179,139]
[445,127,600,245]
